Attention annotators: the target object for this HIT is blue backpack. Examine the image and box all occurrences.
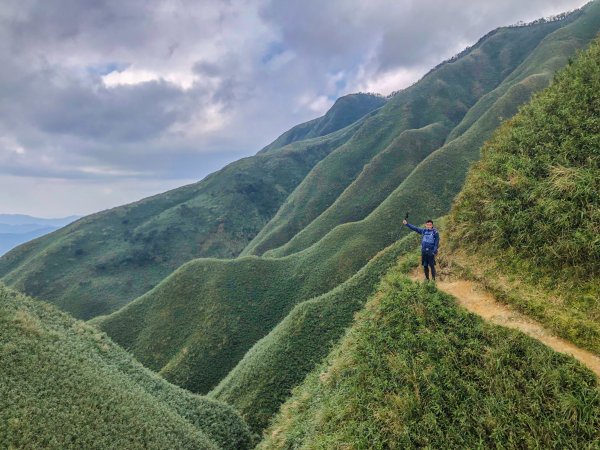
[422,229,438,252]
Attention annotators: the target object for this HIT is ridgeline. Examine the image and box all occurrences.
[0,283,252,449]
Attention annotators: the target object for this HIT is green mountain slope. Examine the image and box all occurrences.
[259,269,600,449]
[207,7,600,433]
[93,229,385,395]
[258,93,386,154]
[95,4,600,411]
[0,283,252,450]
[241,15,580,258]
[447,34,600,353]
[209,234,419,433]
[0,95,379,319]
[261,122,448,257]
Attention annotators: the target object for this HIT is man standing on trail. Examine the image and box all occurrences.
[403,218,439,281]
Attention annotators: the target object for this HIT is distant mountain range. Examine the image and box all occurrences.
[0,215,79,256]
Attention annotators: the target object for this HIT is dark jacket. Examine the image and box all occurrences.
[405,223,439,254]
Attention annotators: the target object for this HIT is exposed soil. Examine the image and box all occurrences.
[410,270,600,378]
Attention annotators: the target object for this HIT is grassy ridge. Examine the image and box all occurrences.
[243,17,573,258]
[447,34,600,352]
[260,270,600,449]
[93,227,401,395]
[265,123,448,257]
[209,234,419,433]
[259,93,386,154]
[95,5,600,402]
[0,284,252,450]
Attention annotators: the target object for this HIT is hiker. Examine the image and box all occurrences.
[403,218,439,281]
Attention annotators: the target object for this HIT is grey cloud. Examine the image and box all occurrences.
[373,0,590,71]
[33,81,193,142]
[259,0,590,74]
[0,0,591,216]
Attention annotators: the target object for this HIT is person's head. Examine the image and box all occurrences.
[425,219,434,229]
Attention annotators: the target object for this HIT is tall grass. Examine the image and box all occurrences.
[0,284,252,450]
[447,34,600,352]
[210,234,419,434]
[260,269,600,449]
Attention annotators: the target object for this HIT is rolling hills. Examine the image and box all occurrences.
[0,93,384,319]
[240,17,576,258]
[94,2,600,418]
[208,234,420,433]
[0,283,252,449]
[1,2,599,446]
[2,6,592,321]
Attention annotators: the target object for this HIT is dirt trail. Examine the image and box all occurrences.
[410,270,600,378]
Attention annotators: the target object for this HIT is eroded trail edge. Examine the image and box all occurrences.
[410,271,600,378]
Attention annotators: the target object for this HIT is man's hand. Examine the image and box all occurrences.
[402,219,407,225]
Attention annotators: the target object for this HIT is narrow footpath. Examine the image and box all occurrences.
[410,270,600,378]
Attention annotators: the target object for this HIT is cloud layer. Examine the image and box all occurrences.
[0,0,589,216]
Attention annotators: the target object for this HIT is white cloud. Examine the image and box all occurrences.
[353,67,429,96]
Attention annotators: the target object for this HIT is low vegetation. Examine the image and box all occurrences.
[447,34,600,353]
[210,234,419,434]
[243,16,572,258]
[260,269,600,449]
[0,284,252,450]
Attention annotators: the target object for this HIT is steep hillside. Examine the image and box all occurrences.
[94,3,600,407]
[258,93,386,154]
[209,234,419,433]
[446,34,600,353]
[259,269,600,449]
[0,95,380,319]
[0,284,252,449]
[242,12,584,258]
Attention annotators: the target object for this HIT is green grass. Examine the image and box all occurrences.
[209,234,419,434]
[265,122,449,256]
[93,231,402,395]
[447,32,600,354]
[0,93,385,321]
[0,283,252,450]
[259,269,600,449]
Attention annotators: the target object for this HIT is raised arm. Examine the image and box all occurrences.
[404,222,425,235]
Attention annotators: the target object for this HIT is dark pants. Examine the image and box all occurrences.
[421,251,436,280]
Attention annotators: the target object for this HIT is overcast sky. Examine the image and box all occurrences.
[0,0,590,217]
